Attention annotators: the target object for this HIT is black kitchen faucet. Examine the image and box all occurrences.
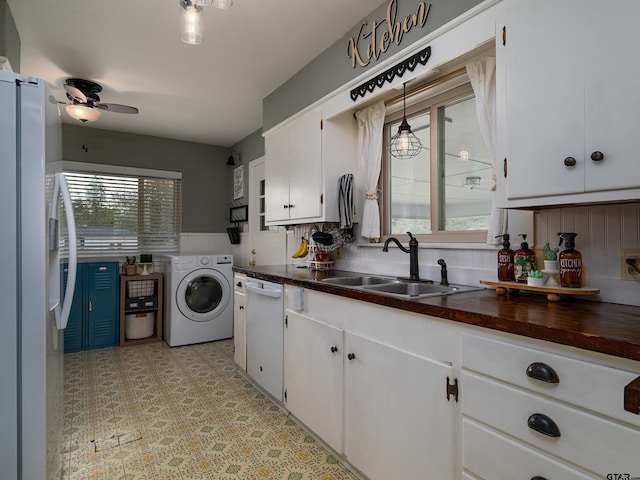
[382,232,420,281]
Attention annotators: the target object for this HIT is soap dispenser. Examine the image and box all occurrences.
[514,234,536,283]
[558,233,582,288]
[495,234,515,281]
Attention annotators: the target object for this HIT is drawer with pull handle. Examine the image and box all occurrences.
[462,371,640,477]
[463,417,596,480]
[462,333,640,427]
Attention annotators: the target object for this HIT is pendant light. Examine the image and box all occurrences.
[180,0,204,45]
[389,83,422,159]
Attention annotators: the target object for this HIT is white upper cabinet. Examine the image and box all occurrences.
[264,109,357,225]
[265,108,322,224]
[499,0,640,208]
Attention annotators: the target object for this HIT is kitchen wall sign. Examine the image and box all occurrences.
[233,165,244,200]
[350,45,431,101]
[347,0,431,69]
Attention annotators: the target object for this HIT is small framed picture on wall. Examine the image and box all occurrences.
[233,165,244,200]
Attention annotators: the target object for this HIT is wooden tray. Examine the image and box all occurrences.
[480,279,600,302]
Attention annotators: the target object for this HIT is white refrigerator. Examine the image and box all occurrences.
[0,71,77,479]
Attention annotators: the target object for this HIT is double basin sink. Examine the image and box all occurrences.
[319,275,479,300]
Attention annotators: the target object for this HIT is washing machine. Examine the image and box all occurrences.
[162,254,233,346]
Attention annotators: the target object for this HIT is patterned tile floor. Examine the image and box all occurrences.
[63,339,358,480]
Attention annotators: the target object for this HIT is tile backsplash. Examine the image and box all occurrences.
[184,202,640,306]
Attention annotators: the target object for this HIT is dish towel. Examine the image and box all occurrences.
[338,173,354,229]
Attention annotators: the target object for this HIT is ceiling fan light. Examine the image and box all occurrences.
[65,104,102,123]
[180,0,204,45]
[212,0,233,8]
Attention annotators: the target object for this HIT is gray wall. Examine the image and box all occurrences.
[63,124,231,233]
[1,0,20,72]
[263,0,483,130]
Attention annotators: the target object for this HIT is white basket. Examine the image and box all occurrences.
[307,242,334,270]
[125,312,155,339]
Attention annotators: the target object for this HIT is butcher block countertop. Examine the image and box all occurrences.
[233,265,640,363]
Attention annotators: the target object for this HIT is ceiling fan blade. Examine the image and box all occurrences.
[64,84,87,103]
[94,102,139,114]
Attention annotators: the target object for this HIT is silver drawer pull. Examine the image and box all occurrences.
[527,413,561,438]
[526,362,559,384]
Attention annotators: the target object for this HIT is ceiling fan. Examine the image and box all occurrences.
[60,78,139,123]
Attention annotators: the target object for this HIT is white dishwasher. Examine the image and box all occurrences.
[245,279,284,401]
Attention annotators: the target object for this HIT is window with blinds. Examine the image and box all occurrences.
[63,169,182,256]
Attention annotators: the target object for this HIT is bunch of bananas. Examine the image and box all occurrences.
[292,236,309,258]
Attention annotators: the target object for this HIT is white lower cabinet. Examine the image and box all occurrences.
[233,273,246,371]
[277,285,640,479]
[462,333,640,479]
[283,287,458,480]
[284,310,344,453]
[343,332,455,480]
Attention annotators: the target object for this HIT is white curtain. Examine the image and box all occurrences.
[466,57,506,245]
[356,101,386,242]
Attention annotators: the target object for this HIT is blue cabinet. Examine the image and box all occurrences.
[63,262,119,353]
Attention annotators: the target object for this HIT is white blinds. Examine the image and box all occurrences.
[63,170,181,256]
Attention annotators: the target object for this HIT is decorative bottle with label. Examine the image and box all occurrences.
[514,234,536,283]
[496,234,515,281]
[558,233,582,288]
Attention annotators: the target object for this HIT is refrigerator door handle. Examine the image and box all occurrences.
[49,173,77,330]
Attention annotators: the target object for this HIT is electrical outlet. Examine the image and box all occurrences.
[621,248,640,281]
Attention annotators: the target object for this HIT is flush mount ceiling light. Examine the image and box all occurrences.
[65,104,102,123]
[194,0,233,6]
[211,0,233,8]
[180,0,204,45]
[389,83,423,159]
[180,0,233,45]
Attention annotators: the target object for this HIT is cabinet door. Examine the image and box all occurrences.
[233,289,246,370]
[584,0,640,192]
[63,263,84,353]
[265,127,290,223]
[344,332,455,480]
[288,109,322,221]
[86,263,118,349]
[284,311,343,453]
[505,0,584,200]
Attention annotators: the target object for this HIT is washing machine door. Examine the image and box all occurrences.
[176,268,231,321]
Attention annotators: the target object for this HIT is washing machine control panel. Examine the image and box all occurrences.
[201,257,210,265]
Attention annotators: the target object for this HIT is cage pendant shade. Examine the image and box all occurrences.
[389,83,422,159]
